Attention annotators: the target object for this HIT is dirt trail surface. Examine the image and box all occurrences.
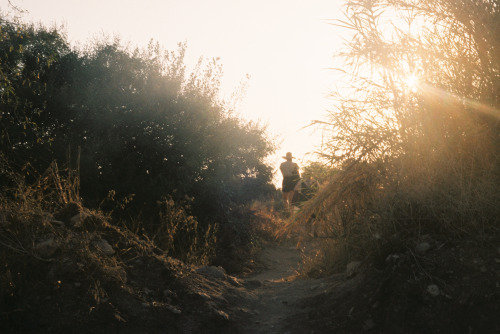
[230,235,500,334]
[235,240,342,334]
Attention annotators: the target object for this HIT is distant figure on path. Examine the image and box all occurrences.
[280,152,300,212]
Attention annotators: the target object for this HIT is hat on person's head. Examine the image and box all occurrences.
[282,152,295,160]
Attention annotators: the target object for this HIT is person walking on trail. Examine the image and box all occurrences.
[280,152,300,212]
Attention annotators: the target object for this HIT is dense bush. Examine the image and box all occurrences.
[0,17,276,263]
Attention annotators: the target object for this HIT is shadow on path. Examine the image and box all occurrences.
[236,240,343,334]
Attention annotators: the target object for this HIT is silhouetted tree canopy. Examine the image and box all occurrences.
[0,18,276,227]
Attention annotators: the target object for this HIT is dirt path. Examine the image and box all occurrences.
[236,240,335,334]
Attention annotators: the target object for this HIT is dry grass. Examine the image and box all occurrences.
[287,121,499,275]
[0,155,218,269]
[150,196,217,265]
[288,0,500,276]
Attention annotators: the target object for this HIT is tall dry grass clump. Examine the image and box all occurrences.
[0,154,217,266]
[0,155,83,259]
[295,0,500,275]
[150,197,217,265]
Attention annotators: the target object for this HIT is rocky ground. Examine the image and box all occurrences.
[233,234,500,334]
[280,235,500,334]
[1,207,500,333]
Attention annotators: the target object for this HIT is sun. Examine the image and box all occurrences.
[404,74,419,92]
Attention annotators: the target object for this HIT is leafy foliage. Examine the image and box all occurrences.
[0,17,276,260]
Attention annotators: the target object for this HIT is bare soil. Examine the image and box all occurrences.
[232,234,500,334]
[237,240,330,333]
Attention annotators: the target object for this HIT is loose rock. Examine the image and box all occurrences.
[416,242,431,253]
[195,265,226,280]
[346,261,362,277]
[93,238,115,255]
[426,284,440,297]
[70,212,89,227]
[35,236,59,257]
[166,304,182,314]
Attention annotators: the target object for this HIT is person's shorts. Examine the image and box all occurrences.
[282,175,300,192]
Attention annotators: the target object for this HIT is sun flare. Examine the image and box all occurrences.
[404,74,419,92]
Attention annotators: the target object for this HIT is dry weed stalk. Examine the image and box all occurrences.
[152,197,217,265]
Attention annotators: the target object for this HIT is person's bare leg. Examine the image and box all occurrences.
[282,191,289,210]
[283,191,294,212]
[286,191,295,213]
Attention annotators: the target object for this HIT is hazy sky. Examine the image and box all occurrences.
[1,0,347,172]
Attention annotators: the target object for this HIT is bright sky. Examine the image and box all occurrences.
[1,0,347,177]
